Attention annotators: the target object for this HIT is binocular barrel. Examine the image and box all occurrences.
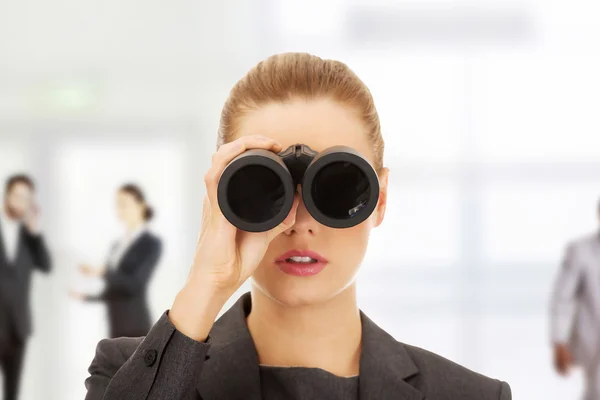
[217,144,379,232]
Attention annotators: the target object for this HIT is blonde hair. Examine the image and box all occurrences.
[218,52,384,170]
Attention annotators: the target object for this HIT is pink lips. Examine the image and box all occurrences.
[275,250,328,277]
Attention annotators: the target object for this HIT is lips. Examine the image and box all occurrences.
[275,250,328,277]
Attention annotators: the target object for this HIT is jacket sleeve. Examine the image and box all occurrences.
[85,311,210,400]
[25,232,52,272]
[550,243,582,344]
[103,239,162,298]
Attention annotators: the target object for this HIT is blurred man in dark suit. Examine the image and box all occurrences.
[0,174,52,400]
[551,199,600,400]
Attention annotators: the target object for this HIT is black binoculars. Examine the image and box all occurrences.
[217,144,380,232]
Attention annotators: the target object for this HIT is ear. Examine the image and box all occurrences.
[373,167,389,228]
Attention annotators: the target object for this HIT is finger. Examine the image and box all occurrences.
[192,196,237,273]
[197,196,212,244]
[265,195,300,242]
[204,135,282,205]
[205,196,237,251]
[559,362,569,376]
[555,363,564,375]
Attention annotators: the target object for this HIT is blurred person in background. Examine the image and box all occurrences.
[70,183,162,338]
[83,53,511,400]
[0,174,52,400]
[551,199,600,400]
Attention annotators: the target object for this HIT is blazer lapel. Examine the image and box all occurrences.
[196,294,424,400]
[359,312,424,400]
[13,226,27,269]
[198,294,262,400]
[115,232,148,269]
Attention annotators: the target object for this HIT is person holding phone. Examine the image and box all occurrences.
[83,53,511,400]
[70,184,162,338]
[0,174,52,400]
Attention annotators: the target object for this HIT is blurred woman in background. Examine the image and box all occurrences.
[71,183,162,338]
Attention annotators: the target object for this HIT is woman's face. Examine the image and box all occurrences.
[116,191,144,225]
[236,97,389,307]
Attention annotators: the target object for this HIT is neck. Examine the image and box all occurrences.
[126,220,144,234]
[247,284,362,377]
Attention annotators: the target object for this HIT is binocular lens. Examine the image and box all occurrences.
[311,161,372,220]
[226,165,286,224]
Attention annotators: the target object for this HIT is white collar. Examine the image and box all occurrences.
[0,209,19,227]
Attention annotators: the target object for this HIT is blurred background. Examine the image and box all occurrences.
[1,0,599,398]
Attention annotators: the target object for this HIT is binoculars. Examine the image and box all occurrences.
[217,144,380,232]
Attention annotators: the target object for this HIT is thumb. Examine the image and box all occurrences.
[265,196,299,242]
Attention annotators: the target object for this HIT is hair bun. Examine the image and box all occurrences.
[144,206,154,221]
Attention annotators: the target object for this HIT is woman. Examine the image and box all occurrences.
[84,53,511,399]
[72,184,162,338]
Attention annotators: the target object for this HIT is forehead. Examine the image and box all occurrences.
[9,182,32,196]
[236,98,375,165]
[117,192,135,201]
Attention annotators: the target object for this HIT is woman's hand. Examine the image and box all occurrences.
[79,264,107,278]
[169,135,299,341]
[24,202,41,235]
[68,289,86,300]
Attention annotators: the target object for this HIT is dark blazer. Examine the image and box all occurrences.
[84,293,511,400]
[0,224,52,342]
[86,232,162,338]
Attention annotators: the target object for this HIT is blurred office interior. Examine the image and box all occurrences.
[1,0,600,398]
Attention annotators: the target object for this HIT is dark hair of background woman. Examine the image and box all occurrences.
[119,183,154,221]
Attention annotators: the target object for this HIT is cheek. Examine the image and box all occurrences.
[334,225,371,262]
[10,197,25,210]
[125,203,137,215]
[117,205,128,217]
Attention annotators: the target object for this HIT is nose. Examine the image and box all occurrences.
[284,189,319,237]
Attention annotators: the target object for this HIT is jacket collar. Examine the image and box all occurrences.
[358,311,422,399]
[198,293,423,399]
[112,231,150,268]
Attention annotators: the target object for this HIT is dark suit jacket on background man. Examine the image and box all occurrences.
[0,224,52,344]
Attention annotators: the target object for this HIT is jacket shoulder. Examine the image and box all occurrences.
[403,344,511,400]
[143,232,162,248]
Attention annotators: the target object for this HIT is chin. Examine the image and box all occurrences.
[11,210,25,219]
[253,276,353,308]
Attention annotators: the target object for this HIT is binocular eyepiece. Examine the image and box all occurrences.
[217,144,380,232]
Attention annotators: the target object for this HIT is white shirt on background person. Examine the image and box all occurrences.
[0,209,21,264]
